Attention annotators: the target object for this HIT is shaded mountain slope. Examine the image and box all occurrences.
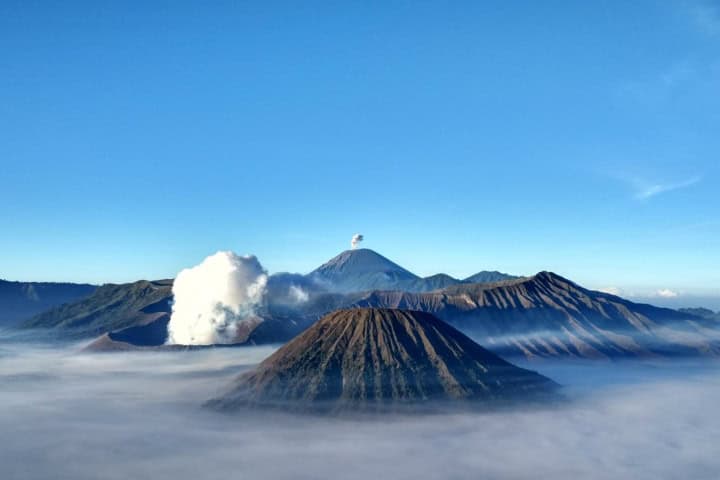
[679,308,720,322]
[22,275,312,349]
[83,313,303,352]
[414,273,462,291]
[208,308,556,412]
[348,272,719,359]
[22,279,173,338]
[0,279,96,327]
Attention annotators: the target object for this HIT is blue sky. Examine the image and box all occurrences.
[1,1,718,305]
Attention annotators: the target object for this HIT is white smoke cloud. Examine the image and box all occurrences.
[166,251,268,346]
[656,288,679,298]
[351,233,364,250]
[598,286,622,296]
[288,285,309,303]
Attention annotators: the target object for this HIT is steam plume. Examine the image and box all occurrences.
[166,251,268,345]
[351,233,364,249]
[288,285,309,303]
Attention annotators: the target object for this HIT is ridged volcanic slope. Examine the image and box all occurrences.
[209,308,556,411]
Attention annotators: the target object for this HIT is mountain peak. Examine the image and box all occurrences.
[308,249,419,293]
[316,248,414,274]
[208,308,557,412]
[530,271,575,286]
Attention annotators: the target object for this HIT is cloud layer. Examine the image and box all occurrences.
[1,340,720,480]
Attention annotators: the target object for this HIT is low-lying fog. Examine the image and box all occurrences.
[2,335,719,480]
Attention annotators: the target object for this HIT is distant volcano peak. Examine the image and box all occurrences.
[308,249,419,293]
[306,249,519,293]
[315,248,415,274]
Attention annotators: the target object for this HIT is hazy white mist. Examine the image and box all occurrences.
[1,339,719,480]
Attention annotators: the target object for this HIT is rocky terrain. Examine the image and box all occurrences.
[207,308,557,412]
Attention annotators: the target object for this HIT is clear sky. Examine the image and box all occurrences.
[1,1,718,305]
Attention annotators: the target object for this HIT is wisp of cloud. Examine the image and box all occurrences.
[632,176,701,200]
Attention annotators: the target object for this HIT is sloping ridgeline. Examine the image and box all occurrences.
[349,272,720,359]
[21,280,173,338]
[0,279,96,327]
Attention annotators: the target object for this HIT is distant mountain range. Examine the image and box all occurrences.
[307,248,518,293]
[679,307,720,322]
[343,272,719,359]
[12,248,720,360]
[21,279,173,338]
[207,308,557,412]
[18,249,517,339]
[0,279,96,327]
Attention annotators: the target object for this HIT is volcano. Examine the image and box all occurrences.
[208,308,557,412]
[307,248,420,293]
[305,248,516,293]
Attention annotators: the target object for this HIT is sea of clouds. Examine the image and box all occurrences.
[1,336,719,480]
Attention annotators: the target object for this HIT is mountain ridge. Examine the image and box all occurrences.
[16,252,720,360]
[306,248,517,293]
[348,271,717,359]
[21,279,173,337]
[0,279,96,327]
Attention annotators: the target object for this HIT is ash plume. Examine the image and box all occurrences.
[166,251,268,345]
[351,234,364,250]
